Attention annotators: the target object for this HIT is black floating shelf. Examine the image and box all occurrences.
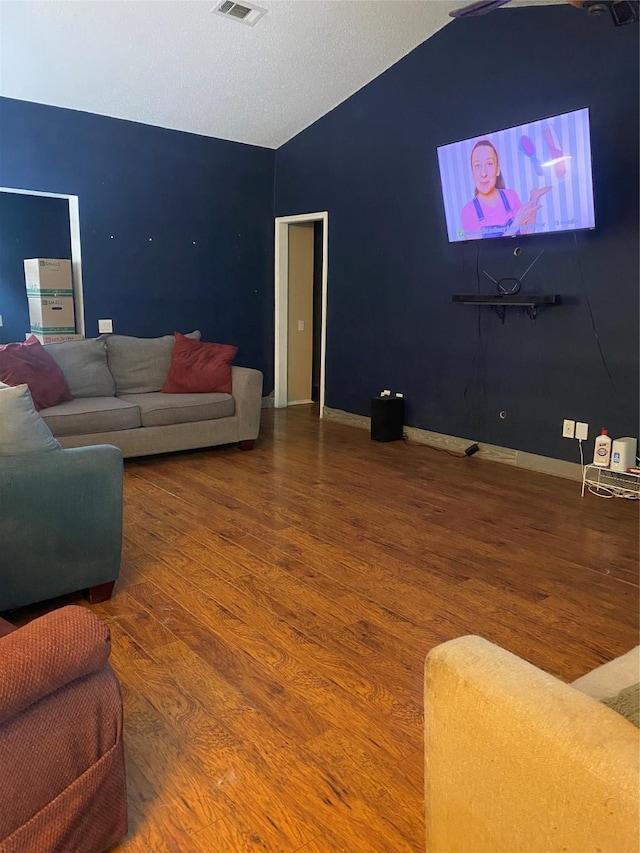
[452,293,559,322]
[452,294,559,305]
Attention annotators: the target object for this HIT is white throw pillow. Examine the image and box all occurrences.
[0,383,61,455]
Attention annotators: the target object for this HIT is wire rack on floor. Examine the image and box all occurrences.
[581,464,640,500]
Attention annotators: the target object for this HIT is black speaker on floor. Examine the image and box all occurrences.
[371,396,404,442]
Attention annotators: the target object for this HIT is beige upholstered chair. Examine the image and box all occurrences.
[424,636,639,852]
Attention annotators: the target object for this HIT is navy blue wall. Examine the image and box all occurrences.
[0,192,71,344]
[275,5,639,461]
[0,99,275,384]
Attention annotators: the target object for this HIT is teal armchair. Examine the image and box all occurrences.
[0,444,123,611]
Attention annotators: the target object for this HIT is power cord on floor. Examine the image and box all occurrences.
[586,484,639,500]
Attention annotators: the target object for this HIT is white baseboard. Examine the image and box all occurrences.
[262,397,314,408]
[322,406,582,482]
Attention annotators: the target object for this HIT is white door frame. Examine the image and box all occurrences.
[0,186,85,336]
[274,212,328,415]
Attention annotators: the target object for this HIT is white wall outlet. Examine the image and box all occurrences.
[562,419,575,438]
[576,422,589,441]
[0,314,3,327]
[297,319,305,331]
[98,319,113,334]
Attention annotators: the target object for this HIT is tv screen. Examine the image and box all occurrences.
[437,108,595,242]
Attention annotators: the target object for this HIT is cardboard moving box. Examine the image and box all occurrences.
[27,332,84,344]
[24,258,73,296]
[28,295,76,335]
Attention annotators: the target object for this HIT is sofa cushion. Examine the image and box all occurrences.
[40,397,141,436]
[601,683,640,727]
[105,331,201,395]
[162,333,237,395]
[118,392,234,428]
[0,384,61,455]
[572,647,640,701]
[0,337,73,411]
[44,337,115,398]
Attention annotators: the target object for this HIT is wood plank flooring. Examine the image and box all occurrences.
[12,406,640,851]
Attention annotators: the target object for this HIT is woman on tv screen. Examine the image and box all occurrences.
[461,140,551,239]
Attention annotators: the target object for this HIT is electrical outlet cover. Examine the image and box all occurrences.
[562,419,575,438]
[98,319,113,334]
[576,422,589,441]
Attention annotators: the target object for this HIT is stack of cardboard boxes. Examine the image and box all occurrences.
[24,258,82,343]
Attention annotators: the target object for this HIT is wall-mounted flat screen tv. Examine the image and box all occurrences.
[437,107,595,242]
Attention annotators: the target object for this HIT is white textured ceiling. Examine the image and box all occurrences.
[0,0,562,149]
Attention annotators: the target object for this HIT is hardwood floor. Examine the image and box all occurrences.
[16,406,640,850]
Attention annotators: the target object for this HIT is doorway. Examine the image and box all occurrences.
[274,212,328,415]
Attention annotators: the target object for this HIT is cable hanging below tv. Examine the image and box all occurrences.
[452,292,560,322]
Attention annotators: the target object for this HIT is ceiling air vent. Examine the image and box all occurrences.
[212,0,268,26]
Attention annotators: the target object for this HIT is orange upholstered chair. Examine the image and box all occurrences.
[0,606,127,853]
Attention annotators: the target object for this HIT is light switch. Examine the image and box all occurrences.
[297,320,305,331]
[98,319,113,334]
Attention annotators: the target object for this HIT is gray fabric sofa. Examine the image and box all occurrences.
[39,333,263,459]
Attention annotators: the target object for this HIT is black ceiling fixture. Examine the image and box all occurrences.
[449,0,638,26]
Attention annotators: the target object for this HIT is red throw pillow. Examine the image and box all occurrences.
[162,332,237,394]
[0,336,73,411]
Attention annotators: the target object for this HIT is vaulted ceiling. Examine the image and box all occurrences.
[0,0,562,149]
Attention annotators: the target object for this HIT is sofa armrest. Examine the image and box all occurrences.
[425,636,639,853]
[232,365,263,442]
[0,606,111,726]
[0,444,123,610]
